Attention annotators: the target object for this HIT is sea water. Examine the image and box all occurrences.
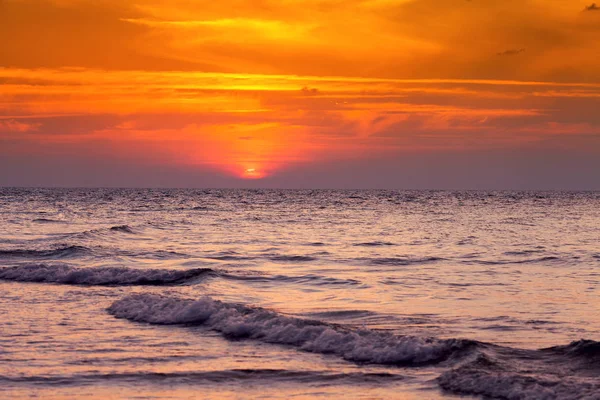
[1,188,599,399]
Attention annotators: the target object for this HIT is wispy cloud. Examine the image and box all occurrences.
[0,119,41,133]
[497,48,525,56]
[2,67,599,178]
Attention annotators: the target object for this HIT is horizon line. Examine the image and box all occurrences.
[2,186,599,192]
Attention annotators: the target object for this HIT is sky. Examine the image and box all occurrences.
[1,0,599,189]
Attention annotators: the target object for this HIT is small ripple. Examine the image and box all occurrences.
[353,241,396,247]
[0,369,406,387]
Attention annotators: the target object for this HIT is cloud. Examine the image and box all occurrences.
[1,66,600,184]
[0,119,41,133]
[497,48,525,56]
[2,0,600,82]
[0,0,214,71]
[584,3,600,11]
[301,86,320,95]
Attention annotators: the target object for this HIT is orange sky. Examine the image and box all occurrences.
[1,0,599,187]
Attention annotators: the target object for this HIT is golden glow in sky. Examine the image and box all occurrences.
[1,0,599,185]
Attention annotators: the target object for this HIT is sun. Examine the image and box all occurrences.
[242,167,265,179]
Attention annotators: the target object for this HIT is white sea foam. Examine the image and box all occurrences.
[108,294,475,366]
[0,264,212,285]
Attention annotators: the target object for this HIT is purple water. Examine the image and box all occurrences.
[1,189,599,399]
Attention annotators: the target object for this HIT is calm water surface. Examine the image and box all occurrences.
[1,189,599,399]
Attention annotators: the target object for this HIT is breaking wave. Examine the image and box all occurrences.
[108,294,477,366]
[0,265,213,286]
[108,295,600,398]
[545,339,600,361]
[437,339,600,399]
[438,355,600,400]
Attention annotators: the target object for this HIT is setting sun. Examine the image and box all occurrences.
[242,168,265,179]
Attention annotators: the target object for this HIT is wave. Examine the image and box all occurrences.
[0,265,213,286]
[353,241,395,247]
[364,257,445,266]
[0,263,359,289]
[269,255,317,262]
[108,294,477,366]
[438,354,600,400]
[503,249,545,256]
[206,254,256,261]
[31,218,66,224]
[437,339,600,399]
[0,245,89,259]
[71,225,136,239]
[205,253,318,263]
[221,272,362,287]
[472,256,560,265]
[141,250,191,260]
[304,310,378,320]
[272,274,361,286]
[109,225,135,234]
[0,369,405,386]
[546,339,600,360]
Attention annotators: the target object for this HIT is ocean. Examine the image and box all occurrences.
[1,188,599,399]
